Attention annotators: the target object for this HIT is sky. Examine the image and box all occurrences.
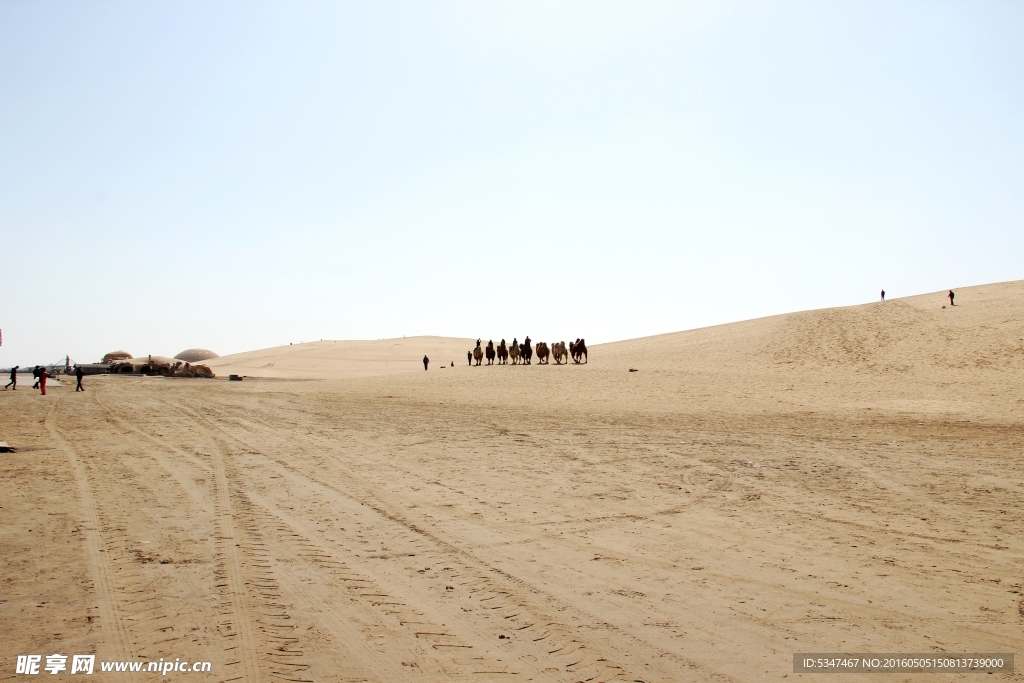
[1,1,1022,365]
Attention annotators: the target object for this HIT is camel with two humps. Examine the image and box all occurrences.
[551,341,568,364]
[570,338,588,364]
[535,341,550,364]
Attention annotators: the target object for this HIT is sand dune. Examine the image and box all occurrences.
[205,335,476,379]
[2,281,1021,682]
[207,335,479,378]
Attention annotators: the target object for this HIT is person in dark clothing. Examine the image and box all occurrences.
[881,289,885,301]
[948,290,955,306]
[32,366,41,389]
[423,355,429,371]
[4,365,18,390]
[467,351,472,366]
[75,365,85,392]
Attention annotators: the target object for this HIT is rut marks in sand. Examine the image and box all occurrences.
[243,491,443,682]
[176,402,635,683]
[207,435,265,683]
[92,390,214,515]
[227,490,314,683]
[45,396,135,670]
[142,412,315,683]
[92,389,214,473]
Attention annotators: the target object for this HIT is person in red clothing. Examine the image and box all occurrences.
[39,367,48,395]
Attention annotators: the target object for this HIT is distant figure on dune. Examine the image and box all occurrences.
[75,364,85,392]
[32,366,41,389]
[451,361,454,367]
[881,289,885,301]
[467,350,472,366]
[497,339,508,364]
[5,365,17,390]
[485,340,496,365]
[423,355,429,371]
[948,290,955,306]
[472,339,484,366]
[38,367,48,395]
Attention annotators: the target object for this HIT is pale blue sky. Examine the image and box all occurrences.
[2,1,1022,365]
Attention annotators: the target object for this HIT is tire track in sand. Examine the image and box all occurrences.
[97,392,311,682]
[207,435,263,683]
[92,390,214,515]
[176,401,633,683]
[45,395,135,673]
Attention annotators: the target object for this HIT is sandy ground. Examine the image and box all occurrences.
[2,281,1022,682]
[203,337,476,380]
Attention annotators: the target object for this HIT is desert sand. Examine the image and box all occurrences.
[2,281,1022,682]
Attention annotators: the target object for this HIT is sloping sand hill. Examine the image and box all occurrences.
[2,281,1021,682]
[204,336,476,379]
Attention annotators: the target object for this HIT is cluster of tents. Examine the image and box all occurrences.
[83,349,219,378]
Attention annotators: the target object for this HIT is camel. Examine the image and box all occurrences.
[485,340,496,365]
[535,341,550,364]
[497,339,508,364]
[570,338,588,364]
[521,337,533,365]
[472,339,484,366]
[551,341,568,364]
[509,339,521,365]
[191,364,215,378]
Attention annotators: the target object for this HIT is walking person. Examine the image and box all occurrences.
[948,290,955,306]
[38,367,48,395]
[32,365,41,389]
[75,364,85,392]
[423,355,429,371]
[4,365,18,390]
[880,289,885,301]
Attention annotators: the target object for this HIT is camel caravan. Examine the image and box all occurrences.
[467,338,587,366]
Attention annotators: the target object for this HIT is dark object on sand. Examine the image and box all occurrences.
[570,339,588,364]
[229,375,243,381]
[0,442,14,453]
[629,368,638,372]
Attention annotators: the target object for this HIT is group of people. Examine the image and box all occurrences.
[4,365,86,394]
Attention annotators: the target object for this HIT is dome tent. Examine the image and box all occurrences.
[174,349,219,362]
